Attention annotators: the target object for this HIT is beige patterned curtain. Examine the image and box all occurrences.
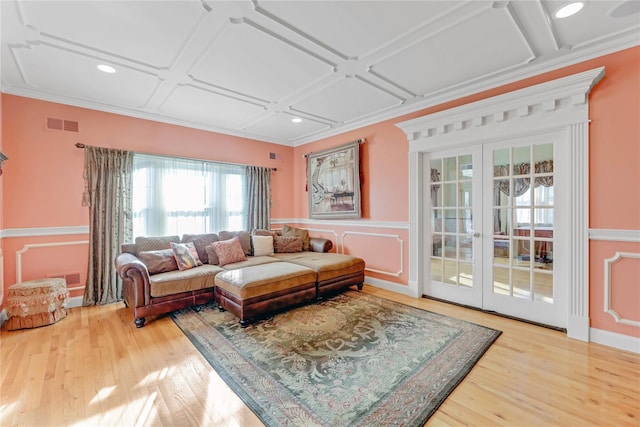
[246,166,271,231]
[83,146,133,306]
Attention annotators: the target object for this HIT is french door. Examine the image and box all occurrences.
[426,133,566,328]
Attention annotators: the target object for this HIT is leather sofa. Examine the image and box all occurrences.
[115,227,365,328]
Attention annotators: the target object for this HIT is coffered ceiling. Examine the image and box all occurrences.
[1,1,638,146]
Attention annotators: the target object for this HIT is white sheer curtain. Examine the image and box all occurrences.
[132,154,246,237]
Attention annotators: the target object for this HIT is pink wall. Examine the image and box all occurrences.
[0,96,294,302]
[1,46,638,341]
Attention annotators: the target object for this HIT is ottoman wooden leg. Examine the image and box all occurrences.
[134,317,146,328]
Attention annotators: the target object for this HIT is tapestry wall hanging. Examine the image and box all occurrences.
[307,140,361,219]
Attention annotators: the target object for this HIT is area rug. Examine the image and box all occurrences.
[170,291,501,426]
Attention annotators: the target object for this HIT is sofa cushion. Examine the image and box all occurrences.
[181,233,219,264]
[219,230,251,255]
[252,235,274,256]
[138,249,178,274]
[271,252,365,282]
[281,225,310,251]
[220,256,281,270]
[135,235,180,252]
[170,242,203,271]
[211,236,247,266]
[149,264,224,297]
[273,236,303,253]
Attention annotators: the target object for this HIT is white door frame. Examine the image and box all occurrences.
[398,67,605,341]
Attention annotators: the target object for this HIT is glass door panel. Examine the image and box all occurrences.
[484,139,558,325]
[426,147,482,307]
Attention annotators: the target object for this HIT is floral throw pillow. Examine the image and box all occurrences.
[211,236,247,266]
[274,236,303,253]
[170,242,202,271]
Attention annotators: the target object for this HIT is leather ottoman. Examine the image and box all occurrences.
[215,262,316,327]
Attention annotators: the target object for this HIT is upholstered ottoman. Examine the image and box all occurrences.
[215,262,316,327]
[271,252,365,298]
[5,278,69,331]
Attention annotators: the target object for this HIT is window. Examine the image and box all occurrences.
[132,154,246,237]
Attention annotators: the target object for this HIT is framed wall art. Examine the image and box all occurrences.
[307,140,361,219]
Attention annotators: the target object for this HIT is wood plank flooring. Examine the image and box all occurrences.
[1,285,638,426]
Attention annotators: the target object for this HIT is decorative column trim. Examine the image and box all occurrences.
[567,122,590,341]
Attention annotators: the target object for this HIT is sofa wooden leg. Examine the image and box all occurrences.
[218,306,226,312]
[357,283,363,291]
[134,317,146,328]
[239,319,250,328]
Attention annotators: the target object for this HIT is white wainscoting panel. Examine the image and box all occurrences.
[342,231,404,277]
[16,240,89,284]
[603,251,640,327]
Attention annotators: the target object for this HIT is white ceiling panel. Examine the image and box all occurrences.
[16,0,205,68]
[159,85,266,127]
[245,113,331,142]
[547,0,640,49]
[11,43,160,107]
[292,76,403,123]
[371,5,535,96]
[256,0,463,59]
[190,19,334,102]
[1,0,638,146]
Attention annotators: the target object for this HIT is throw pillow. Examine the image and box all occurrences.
[281,225,310,251]
[205,243,219,265]
[135,235,180,252]
[252,229,278,238]
[218,230,251,255]
[137,249,178,274]
[274,236,303,253]
[252,235,274,256]
[211,236,247,266]
[170,242,202,271]
[181,233,219,264]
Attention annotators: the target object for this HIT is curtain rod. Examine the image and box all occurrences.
[75,143,277,171]
[302,138,366,158]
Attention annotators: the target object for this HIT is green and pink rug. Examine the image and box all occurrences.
[171,291,501,426]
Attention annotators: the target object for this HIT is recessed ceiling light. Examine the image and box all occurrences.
[97,64,116,73]
[555,2,584,18]
[291,117,302,123]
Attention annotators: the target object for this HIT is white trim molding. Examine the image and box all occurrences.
[271,218,409,230]
[342,231,404,277]
[364,276,416,298]
[589,229,640,242]
[604,251,640,327]
[590,328,640,354]
[396,67,605,340]
[16,241,89,283]
[0,226,89,238]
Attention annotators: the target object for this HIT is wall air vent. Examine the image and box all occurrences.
[45,272,81,285]
[46,117,79,133]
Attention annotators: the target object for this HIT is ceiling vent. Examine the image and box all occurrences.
[46,117,79,133]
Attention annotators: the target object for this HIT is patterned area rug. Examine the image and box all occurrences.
[170,291,501,426]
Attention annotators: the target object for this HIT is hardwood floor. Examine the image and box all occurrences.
[1,285,638,426]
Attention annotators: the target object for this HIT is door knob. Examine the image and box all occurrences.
[471,232,480,238]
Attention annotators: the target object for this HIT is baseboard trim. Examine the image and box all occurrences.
[590,328,640,354]
[0,309,7,328]
[67,296,84,309]
[364,276,417,298]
